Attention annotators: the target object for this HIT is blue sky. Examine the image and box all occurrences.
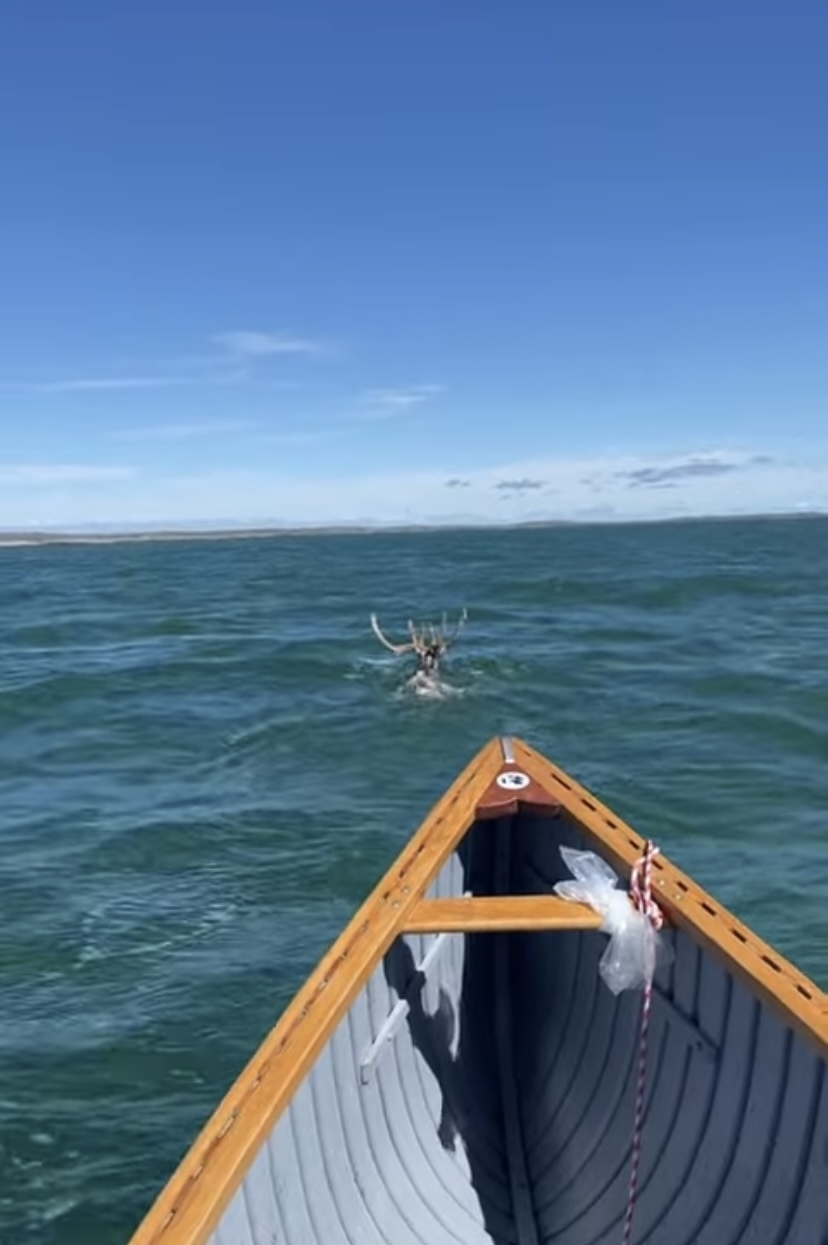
[1,0,827,528]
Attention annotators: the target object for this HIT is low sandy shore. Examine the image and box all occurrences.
[0,526,372,547]
[0,511,820,549]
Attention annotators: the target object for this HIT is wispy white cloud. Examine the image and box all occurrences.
[0,328,330,399]
[213,330,329,358]
[0,463,135,486]
[110,419,257,442]
[0,446,821,528]
[1,375,195,396]
[136,449,809,526]
[358,384,445,417]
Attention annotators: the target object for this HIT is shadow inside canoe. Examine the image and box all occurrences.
[383,934,513,1245]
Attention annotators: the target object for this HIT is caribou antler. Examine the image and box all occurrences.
[441,607,468,648]
[371,609,468,659]
[371,613,416,655]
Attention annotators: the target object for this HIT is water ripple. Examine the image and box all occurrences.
[0,517,826,1242]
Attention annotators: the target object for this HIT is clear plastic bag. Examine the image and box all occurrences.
[554,847,672,994]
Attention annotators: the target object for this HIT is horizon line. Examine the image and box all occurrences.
[0,508,825,548]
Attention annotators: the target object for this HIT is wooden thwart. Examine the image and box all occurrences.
[403,895,604,934]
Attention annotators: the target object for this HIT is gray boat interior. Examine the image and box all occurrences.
[210,809,826,1245]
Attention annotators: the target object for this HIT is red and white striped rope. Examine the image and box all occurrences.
[622,839,664,1245]
[630,842,664,932]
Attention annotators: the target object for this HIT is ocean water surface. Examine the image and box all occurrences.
[0,517,826,1242]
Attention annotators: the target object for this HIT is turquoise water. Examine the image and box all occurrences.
[1,517,826,1243]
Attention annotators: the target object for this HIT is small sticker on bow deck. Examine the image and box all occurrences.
[496,770,531,790]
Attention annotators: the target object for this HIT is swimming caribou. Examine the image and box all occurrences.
[370,609,467,679]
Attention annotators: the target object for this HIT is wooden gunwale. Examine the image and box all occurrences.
[127,737,504,1245]
[403,895,603,933]
[509,738,828,1060]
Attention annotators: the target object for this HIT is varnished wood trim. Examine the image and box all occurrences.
[126,737,504,1245]
[403,895,603,933]
[476,766,562,820]
[510,739,828,1059]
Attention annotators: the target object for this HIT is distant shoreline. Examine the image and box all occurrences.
[0,510,824,549]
